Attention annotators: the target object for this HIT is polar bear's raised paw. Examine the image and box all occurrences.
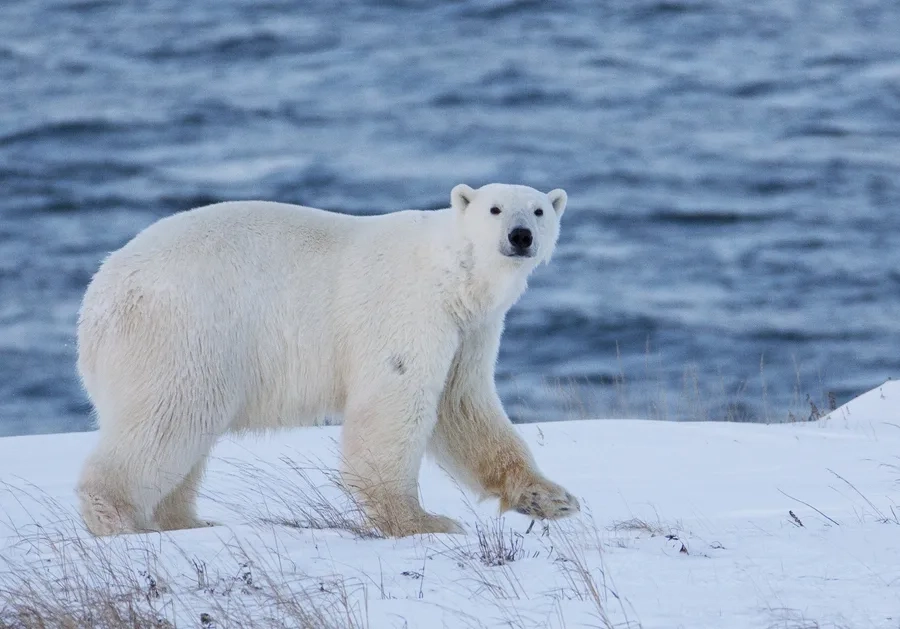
[510,479,580,520]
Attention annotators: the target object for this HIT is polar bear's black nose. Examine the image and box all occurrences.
[508,227,533,252]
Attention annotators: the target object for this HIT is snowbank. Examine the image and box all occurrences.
[1,381,898,628]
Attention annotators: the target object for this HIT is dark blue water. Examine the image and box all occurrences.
[2,0,899,436]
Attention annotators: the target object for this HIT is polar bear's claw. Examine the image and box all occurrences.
[511,480,580,520]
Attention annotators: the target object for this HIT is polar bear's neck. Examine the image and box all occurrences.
[429,210,531,327]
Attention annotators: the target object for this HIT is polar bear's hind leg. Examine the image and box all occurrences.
[76,366,229,536]
[152,455,215,531]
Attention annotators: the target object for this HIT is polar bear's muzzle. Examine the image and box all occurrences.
[503,226,535,258]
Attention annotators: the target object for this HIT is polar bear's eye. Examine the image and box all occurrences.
[490,206,501,215]
[534,208,544,216]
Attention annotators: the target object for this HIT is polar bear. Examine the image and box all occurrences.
[75,182,579,537]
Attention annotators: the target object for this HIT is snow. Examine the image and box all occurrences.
[2,380,899,628]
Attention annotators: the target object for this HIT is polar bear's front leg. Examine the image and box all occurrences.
[430,322,580,522]
[341,382,464,538]
[432,388,580,520]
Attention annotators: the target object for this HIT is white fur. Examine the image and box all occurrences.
[75,183,579,537]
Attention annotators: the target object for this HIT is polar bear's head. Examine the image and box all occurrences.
[450,183,567,270]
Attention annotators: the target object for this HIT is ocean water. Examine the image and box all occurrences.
[1,0,898,437]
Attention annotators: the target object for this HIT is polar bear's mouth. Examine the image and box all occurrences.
[502,249,536,259]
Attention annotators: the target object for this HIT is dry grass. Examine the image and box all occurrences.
[210,450,383,540]
[547,512,641,629]
[211,455,645,627]
[0,481,370,629]
[473,518,529,568]
[213,447,474,539]
[826,469,900,526]
[428,498,641,629]
[0,540,370,629]
[0,556,173,629]
[764,607,851,629]
[536,339,838,425]
[1,456,641,629]
[436,515,533,602]
[609,517,670,538]
[0,488,174,628]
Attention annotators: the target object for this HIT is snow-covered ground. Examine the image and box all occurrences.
[2,381,899,628]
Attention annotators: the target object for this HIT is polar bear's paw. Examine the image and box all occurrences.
[79,491,142,536]
[509,478,580,520]
[415,513,465,536]
[376,511,465,537]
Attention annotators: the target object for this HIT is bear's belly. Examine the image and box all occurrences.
[226,322,347,433]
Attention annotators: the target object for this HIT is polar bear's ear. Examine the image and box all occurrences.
[451,184,476,212]
[547,188,567,217]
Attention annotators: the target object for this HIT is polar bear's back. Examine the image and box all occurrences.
[119,200,352,269]
[76,201,381,428]
[82,201,352,330]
